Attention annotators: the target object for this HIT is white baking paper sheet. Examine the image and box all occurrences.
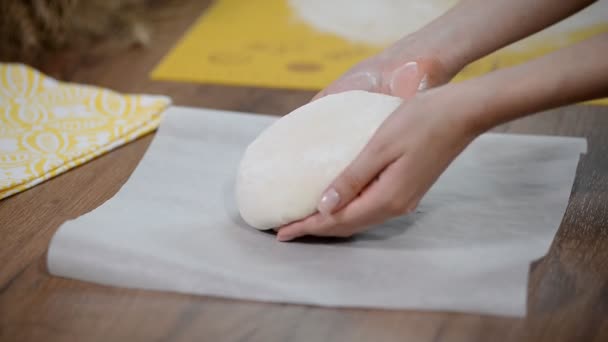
[47,106,587,317]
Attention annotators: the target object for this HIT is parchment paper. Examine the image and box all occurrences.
[47,106,586,317]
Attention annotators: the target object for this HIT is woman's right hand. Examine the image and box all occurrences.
[312,35,460,101]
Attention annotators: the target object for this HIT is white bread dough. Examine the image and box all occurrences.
[236,90,403,229]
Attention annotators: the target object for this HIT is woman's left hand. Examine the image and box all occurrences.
[276,87,479,241]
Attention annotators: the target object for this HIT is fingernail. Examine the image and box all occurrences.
[388,62,420,97]
[318,188,340,216]
[418,73,429,91]
[403,61,419,73]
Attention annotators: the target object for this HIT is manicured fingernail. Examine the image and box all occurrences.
[389,61,422,97]
[418,74,429,91]
[390,62,417,94]
[318,188,340,216]
[403,61,418,72]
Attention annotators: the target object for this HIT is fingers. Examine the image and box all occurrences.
[388,61,427,99]
[317,133,398,216]
[276,157,422,242]
[313,57,452,102]
[388,58,455,98]
[277,172,396,241]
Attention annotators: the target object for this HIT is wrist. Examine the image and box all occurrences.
[424,82,491,139]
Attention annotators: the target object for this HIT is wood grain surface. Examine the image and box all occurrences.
[1,1,606,341]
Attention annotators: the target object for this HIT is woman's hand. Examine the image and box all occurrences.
[274,0,606,242]
[312,35,459,101]
[277,87,479,241]
[311,0,598,102]
[277,31,608,242]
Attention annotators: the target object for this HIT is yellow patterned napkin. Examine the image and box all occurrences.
[0,64,171,200]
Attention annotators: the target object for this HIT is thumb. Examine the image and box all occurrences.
[388,61,427,99]
[317,139,396,216]
[388,58,453,98]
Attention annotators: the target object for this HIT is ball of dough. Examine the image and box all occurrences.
[236,90,403,229]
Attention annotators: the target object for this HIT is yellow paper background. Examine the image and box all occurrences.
[152,0,608,105]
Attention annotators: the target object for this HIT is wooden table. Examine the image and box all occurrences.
[1,1,607,341]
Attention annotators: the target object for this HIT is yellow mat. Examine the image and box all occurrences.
[152,0,607,105]
[0,64,171,200]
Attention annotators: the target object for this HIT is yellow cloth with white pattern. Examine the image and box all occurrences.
[0,64,171,200]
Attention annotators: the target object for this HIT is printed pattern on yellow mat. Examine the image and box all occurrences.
[152,0,607,105]
[0,64,171,200]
